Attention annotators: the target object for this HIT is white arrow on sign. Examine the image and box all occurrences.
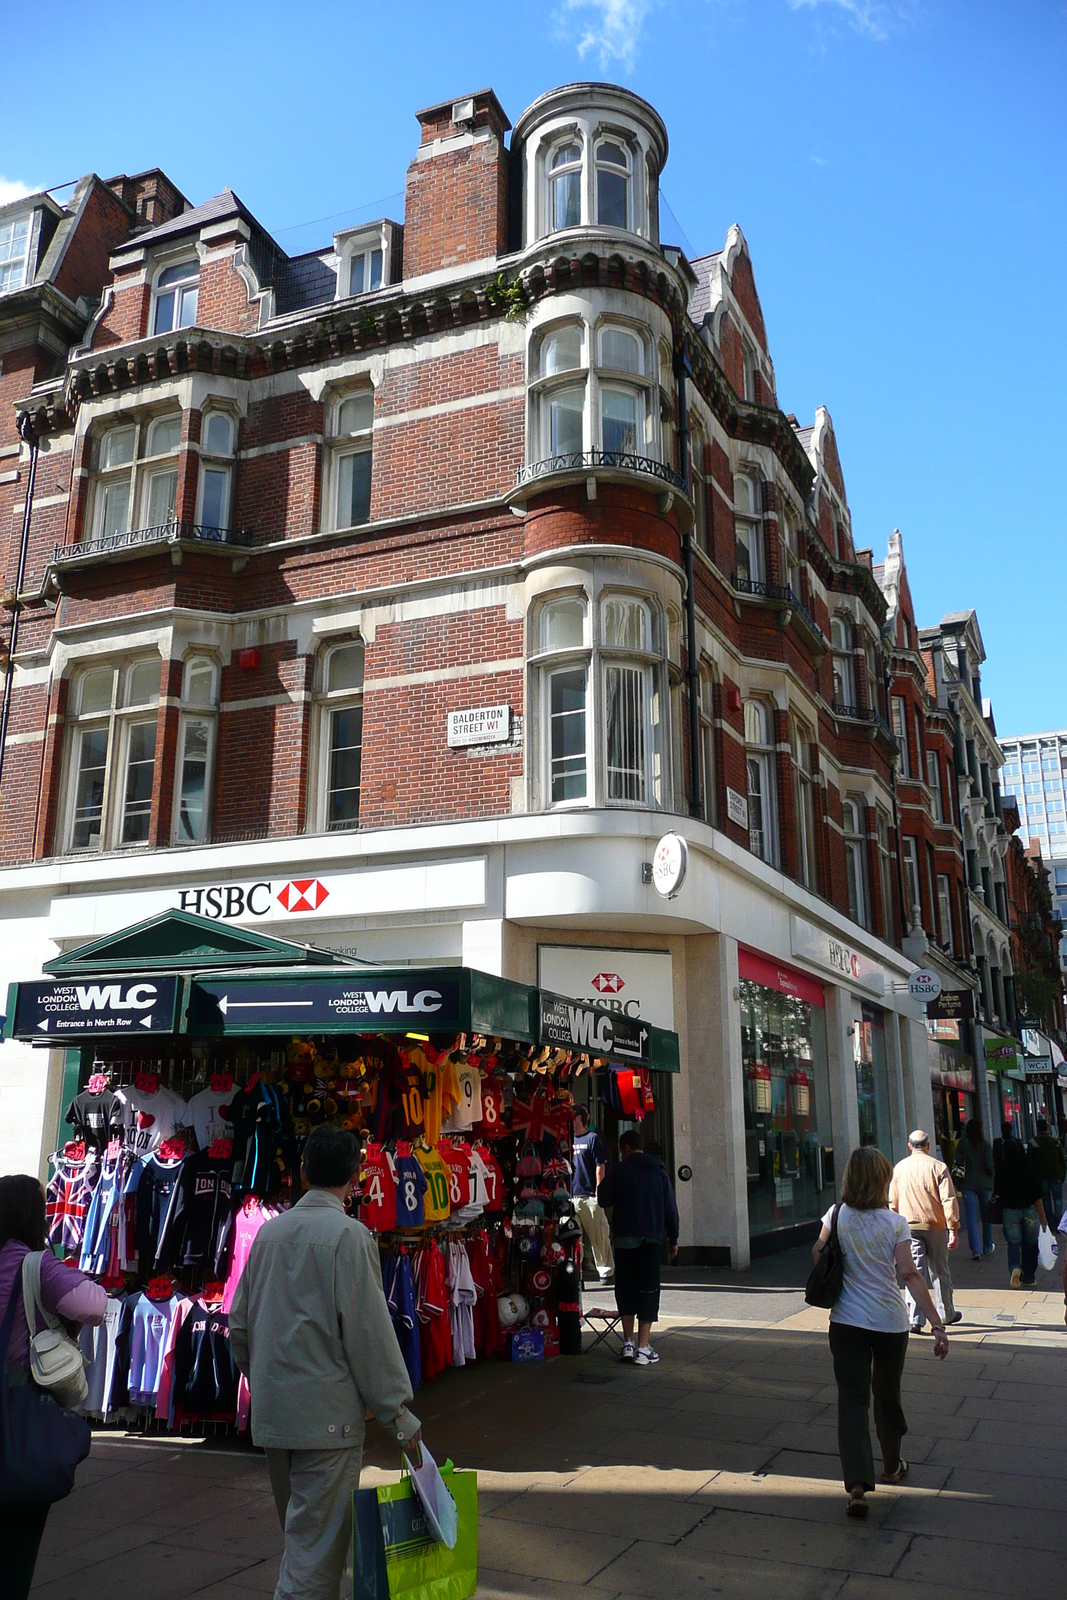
[37,1019,49,1031]
[139,1015,154,1028]
[217,995,314,1016]
[610,1026,650,1060]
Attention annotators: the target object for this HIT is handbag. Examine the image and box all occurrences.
[950,1149,967,1185]
[805,1203,844,1308]
[22,1253,89,1410]
[0,1275,92,1507]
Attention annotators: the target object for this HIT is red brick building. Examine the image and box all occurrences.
[0,83,937,1259]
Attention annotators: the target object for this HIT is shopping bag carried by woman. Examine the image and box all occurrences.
[1037,1226,1058,1274]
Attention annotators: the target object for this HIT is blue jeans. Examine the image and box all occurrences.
[1001,1206,1039,1282]
[962,1188,993,1256]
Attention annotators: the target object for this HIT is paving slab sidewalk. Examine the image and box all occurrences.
[31,1247,1065,1600]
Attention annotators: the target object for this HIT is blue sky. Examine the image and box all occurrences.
[4,1,1064,734]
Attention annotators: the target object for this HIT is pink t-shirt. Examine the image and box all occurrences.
[221,1199,272,1313]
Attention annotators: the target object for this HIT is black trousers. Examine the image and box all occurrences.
[0,1502,50,1600]
[613,1241,662,1323]
[828,1321,909,1492]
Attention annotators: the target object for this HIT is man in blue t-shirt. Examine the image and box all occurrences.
[571,1106,613,1283]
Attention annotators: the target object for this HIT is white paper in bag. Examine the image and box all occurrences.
[1037,1226,1058,1274]
[403,1445,459,1548]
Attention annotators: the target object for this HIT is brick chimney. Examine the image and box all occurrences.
[403,90,511,280]
[106,169,188,229]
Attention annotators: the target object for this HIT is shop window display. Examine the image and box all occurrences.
[740,975,834,1238]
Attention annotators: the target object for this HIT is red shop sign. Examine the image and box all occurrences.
[738,948,826,1008]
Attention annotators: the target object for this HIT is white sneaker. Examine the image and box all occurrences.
[634,1345,659,1366]
[619,1341,635,1362]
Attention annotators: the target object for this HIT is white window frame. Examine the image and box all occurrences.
[700,665,716,824]
[531,321,588,461]
[690,423,708,554]
[327,391,374,531]
[546,138,584,233]
[535,594,591,811]
[792,717,816,890]
[0,212,32,293]
[62,658,162,853]
[891,696,911,777]
[843,796,869,929]
[594,137,632,230]
[734,473,764,586]
[313,641,366,833]
[595,321,654,460]
[937,873,954,953]
[780,502,801,597]
[926,749,943,821]
[348,242,384,298]
[831,616,856,709]
[89,423,138,541]
[196,411,236,532]
[151,257,199,336]
[901,836,922,929]
[745,699,778,867]
[140,413,182,529]
[172,656,219,845]
[877,810,895,938]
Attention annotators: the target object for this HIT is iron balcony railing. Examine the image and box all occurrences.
[731,575,826,645]
[515,449,687,495]
[832,700,896,741]
[54,520,256,564]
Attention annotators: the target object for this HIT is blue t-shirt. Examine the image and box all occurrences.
[383,1254,421,1392]
[394,1154,427,1227]
[572,1130,609,1198]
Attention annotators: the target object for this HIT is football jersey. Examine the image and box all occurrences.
[442,1062,483,1132]
[359,1145,397,1232]
[437,1143,471,1210]
[414,1146,451,1223]
[474,1144,504,1211]
[398,1063,426,1142]
[476,1081,506,1139]
[394,1153,428,1228]
[411,1049,460,1146]
[468,1148,492,1210]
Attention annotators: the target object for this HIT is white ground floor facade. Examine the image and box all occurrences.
[0,809,934,1266]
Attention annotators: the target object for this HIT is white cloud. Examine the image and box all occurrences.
[786,0,910,41]
[557,0,657,71]
[0,178,38,205]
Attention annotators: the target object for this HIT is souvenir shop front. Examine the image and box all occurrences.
[4,908,679,1437]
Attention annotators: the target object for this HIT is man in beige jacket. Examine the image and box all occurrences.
[230,1125,422,1600]
[889,1129,963,1332]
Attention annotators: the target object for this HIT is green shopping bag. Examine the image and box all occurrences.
[355,1463,478,1600]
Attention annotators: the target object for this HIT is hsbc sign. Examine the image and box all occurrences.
[178,880,329,920]
[538,946,674,1031]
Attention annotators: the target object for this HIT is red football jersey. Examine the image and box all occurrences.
[476,1081,505,1139]
[474,1144,504,1211]
[359,1145,397,1231]
[437,1142,471,1209]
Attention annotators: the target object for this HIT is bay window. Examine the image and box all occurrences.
[792,717,816,889]
[690,424,708,553]
[173,657,218,844]
[937,874,954,952]
[832,617,855,709]
[329,391,374,529]
[781,504,801,596]
[595,140,631,227]
[603,597,654,803]
[529,319,657,467]
[877,810,895,939]
[64,657,161,852]
[90,425,136,540]
[745,699,778,866]
[141,414,181,528]
[538,596,589,805]
[926,750,943,821]
[198,411,235,532]
[548,142,582,231]
[597,325,651,457]
[891,695,910,776]
[902,836,922,929]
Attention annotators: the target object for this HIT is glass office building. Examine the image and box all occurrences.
[998,729,1067,963]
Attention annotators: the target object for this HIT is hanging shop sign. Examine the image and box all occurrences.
[907,970,942,1003]
[926,988,975,1023]
[651,833,688,899]
[537,946,674,1031]
[9,976,181,1039]
[538,990,651,1065]
[446,705,511,748]
[1023,1056,1054,1080]
[984,1035,1021,1072]
[789,916,885,995]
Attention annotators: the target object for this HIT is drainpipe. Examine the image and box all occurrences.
[0,413,39,795]
[884,664,908,944]
[674,343,701,820]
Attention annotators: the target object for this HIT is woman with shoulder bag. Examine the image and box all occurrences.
[812,1146,949,1521]
[0,1174,106,1599]
[954,1119,995,1260]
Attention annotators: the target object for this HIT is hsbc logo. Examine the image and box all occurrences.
[276,879,330,913]
[178,879,330,920]
[591,973,625,993]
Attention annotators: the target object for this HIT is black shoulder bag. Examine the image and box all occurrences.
[0,1273,92,1507]
[805,1204,844,1308]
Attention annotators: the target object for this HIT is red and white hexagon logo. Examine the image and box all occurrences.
[591,972,625,994]
[276,879,330,913]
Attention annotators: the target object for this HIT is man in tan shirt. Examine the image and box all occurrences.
[889,1130,963,1332]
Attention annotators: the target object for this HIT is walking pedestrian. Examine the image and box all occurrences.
[813,1146,949,1520]
[954,1118,995,1260]
[0,1174,107,1600]
[597,1127,679,1367]
[230,1126,422,1600]
[889,1130,963,1331]
[1028,1118,1065,1234]
[570,1106,614,1284]
[992,1122,1048,1289]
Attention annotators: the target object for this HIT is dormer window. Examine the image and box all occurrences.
[595,140,630,228]
[153,259,199,335]
[0,214,31,292]
[549,142,582,231]
[349,245,383,297]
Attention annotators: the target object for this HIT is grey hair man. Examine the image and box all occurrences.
[230,1125,422,1600]
[888,1129,963,1332]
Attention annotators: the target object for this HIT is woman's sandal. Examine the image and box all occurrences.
[846,1488,869,1518]
[880,1459,909,1485]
